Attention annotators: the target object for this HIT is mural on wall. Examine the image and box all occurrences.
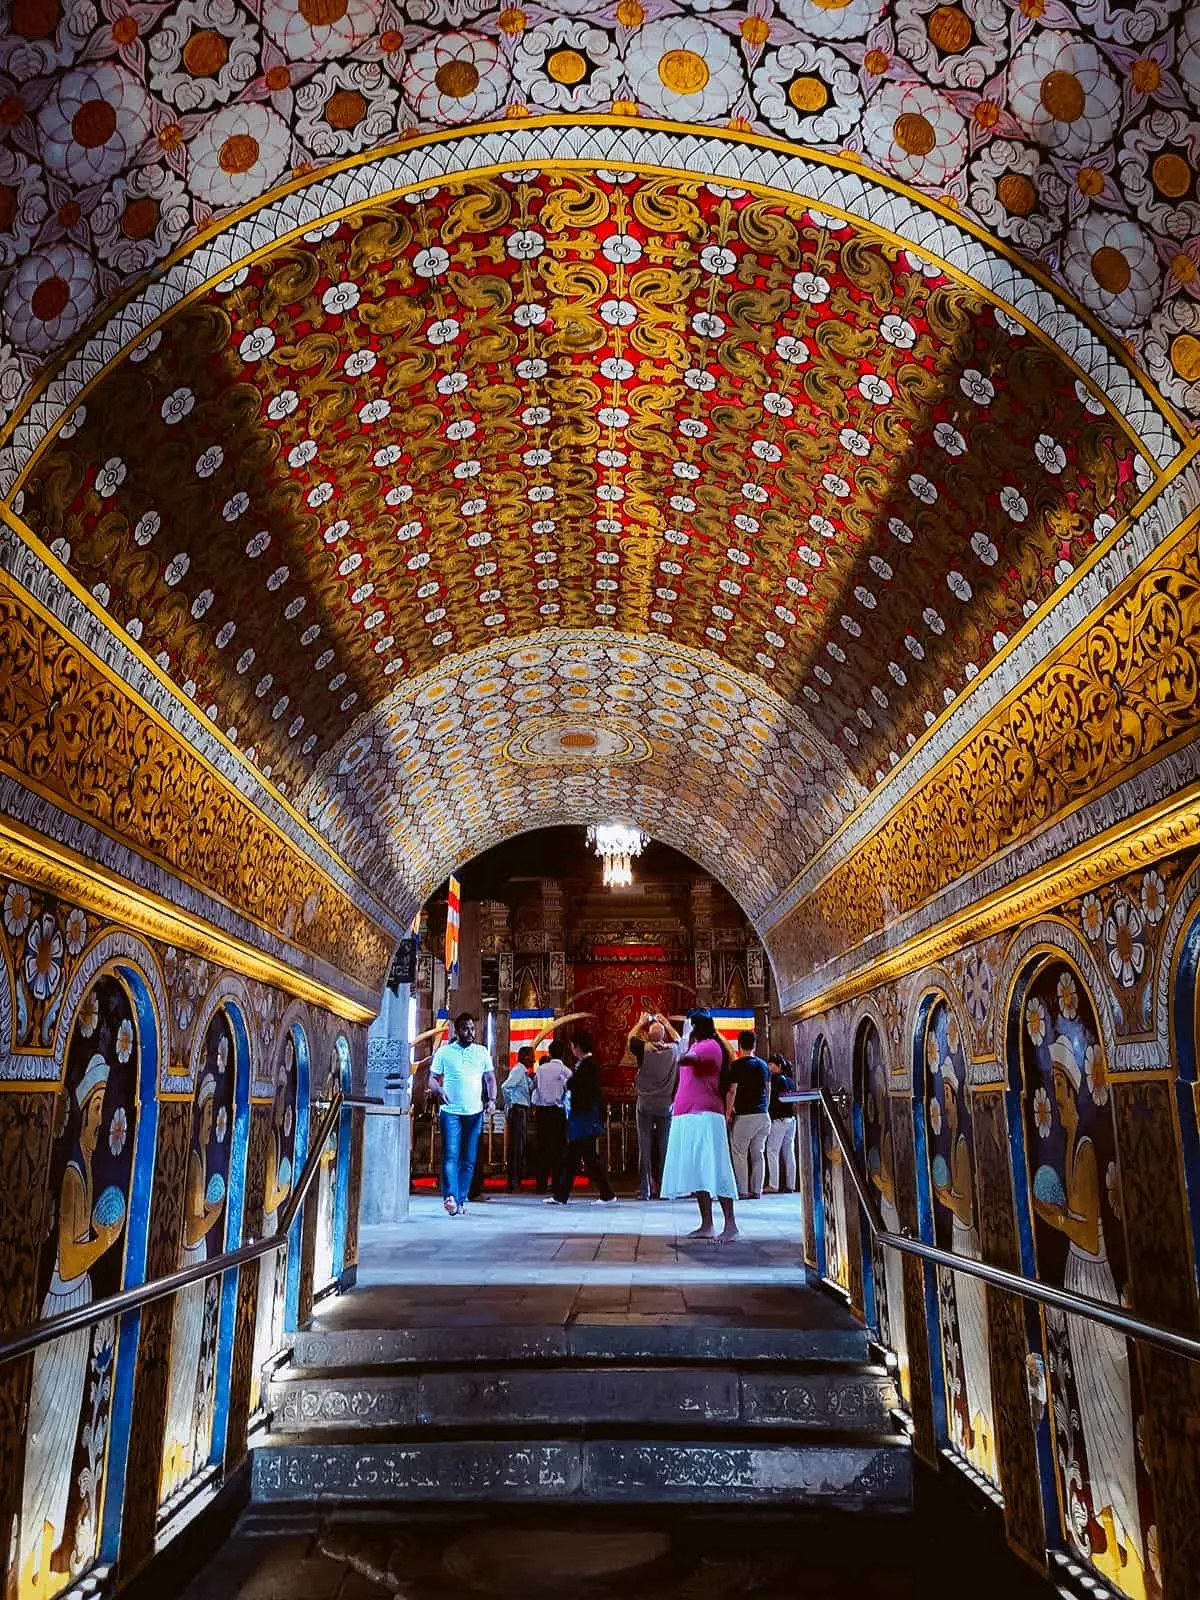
[1018,957,1159,1599]
[249,1026,299,1417]
[17,973,140,1600]
[312,1037,349,1298]
[160,1007,236,1504]
[859,1020,909,1404]
[816,1036,850,1297]
[923,998,997,1485]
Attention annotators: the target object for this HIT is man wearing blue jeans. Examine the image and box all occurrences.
[430,1011,496,1216]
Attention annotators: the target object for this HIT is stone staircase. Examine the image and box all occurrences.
[251,1313,912,1509]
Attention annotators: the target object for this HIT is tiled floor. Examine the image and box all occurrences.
[319,1191,824,1332]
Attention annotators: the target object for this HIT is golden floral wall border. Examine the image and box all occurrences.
[0,562,394,1009]
[770,488,1200,1014]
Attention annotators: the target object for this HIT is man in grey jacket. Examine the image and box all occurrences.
[628,1013,682,1201]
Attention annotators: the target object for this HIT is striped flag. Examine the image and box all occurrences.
[709,1008,757,1053]
[508,1009,554,1069]
[445,874,461,987]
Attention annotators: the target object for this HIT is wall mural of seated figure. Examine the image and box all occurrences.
[160,1009,237,1504]
[1018,957,1159,1600]
[19,974,140,1600]
[249,1028,299,1416]
[924,998,997,1485]
[860,1021,909,1404]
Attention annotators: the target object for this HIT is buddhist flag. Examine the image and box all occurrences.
[445,874,461,987]
[509,1009,555,1070]
[710,1008,756,1053]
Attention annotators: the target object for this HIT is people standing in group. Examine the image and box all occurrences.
[550,1030,616,1205]
[532,1039,571,1194]
[628,1012,682,1201]
[500,1045,537,1193]
[765,1053,799,1193]
[661,1010,739,1240]
[724,1029,771,1200]
[429,1011,496,1217]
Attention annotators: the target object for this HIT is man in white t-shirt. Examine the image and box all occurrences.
[532,1048,571,1194]
[430,1012,496,1217]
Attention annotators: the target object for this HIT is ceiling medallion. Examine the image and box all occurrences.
[587,824,650,890]
[504,716,652,767]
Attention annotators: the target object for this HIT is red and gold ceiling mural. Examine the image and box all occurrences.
[17,170,1150,815]
[0,0,1199,432]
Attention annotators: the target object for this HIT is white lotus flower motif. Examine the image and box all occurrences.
[971,531,998,565]
[267,389,298,420]
[692,311,725,339]
[344,349,377,378]
[359,398,391,425]
[793,272,830,303]
[507,229,544,260]
[775,334,809,364]
[239,327,276,362]
[763,392,793,416]
[840,428,870,457]
[413,246,449,278]
[222,491,249,522]
[600,299,637,327]
[933,422,966,456]
[999,486,1028,522]
[427,317,460,346]
[514,302,546,327]
[195,446,224,478]
[288,439,317,468]
[164,552,190,585]
[161,387,194,426]
[879,314,915,348]
[888,517,913,543]
[1034,433,1067,474]
[947,571,971,602]
[960,368,994,405]
[859,374,892,406]
[700,245,736,275]
[909,473,938,504]
[602,233,642,265]
[1033,1086,1053,1138]
[95,457,127,497]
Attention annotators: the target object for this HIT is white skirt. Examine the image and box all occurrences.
[661,1112,738,1200]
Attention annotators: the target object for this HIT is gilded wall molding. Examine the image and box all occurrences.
[0,816,375,1026]
[782,778,1200,1032]
[772,497,1200,1007]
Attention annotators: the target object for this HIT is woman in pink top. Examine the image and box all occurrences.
[661,1011,739,1241]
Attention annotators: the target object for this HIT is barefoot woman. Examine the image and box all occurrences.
[661,1011,739,1241]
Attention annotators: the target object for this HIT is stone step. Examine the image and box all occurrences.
[268,1363,899,1433]
[252,1434,912,1507]
[291,1317,868,1368]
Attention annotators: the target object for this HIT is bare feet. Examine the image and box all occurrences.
[687,1225,716,1239]
[718,1226,740,1243]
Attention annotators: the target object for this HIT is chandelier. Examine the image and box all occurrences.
[586,823,649,888]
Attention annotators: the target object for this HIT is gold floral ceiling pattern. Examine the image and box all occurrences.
[17,170,1150,804]
[1,0,1200,431]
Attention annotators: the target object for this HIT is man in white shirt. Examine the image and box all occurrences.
[430,1012,496,1217]
[532,1046,571,1194]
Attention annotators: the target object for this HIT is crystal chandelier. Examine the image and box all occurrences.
[586,823,649,888]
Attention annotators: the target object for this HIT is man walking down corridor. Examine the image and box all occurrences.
[532,1042,571,1194]
[725,1030,771,1200]
[500,1046,536,1192]
[430,1012,496,1217]
[628,1012,682,1200]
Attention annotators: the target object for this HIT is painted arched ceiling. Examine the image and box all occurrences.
[0,0,1199,431]
[0,7,1197,988]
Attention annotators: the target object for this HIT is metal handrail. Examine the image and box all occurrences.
[0,1091,344,1367]
[791,1088,1200,1365]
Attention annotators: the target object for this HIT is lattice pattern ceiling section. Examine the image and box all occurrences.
[300,630,865,915]
[1,1,1199,427]
[16,171,1150,799]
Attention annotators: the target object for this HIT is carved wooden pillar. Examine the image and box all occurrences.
[747,941,768,1042]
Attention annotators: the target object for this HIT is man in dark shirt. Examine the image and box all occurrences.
[549,1031,616,1205]
[723,1029,771,1199]
[628,1012,681,1200]
[766,1054,799,1192]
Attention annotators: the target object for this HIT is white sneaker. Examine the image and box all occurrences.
[592,1197,616,1205]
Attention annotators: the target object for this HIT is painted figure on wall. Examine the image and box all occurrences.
[860,1023,909,1403]
[19,975,139,1599]
[249,1029,298,1415]
[816,1038,850,1295]
[1020,959,1158,1599]
[924,999,996,1484]
[160,1010,236,1503]
[312,1040,347,1295]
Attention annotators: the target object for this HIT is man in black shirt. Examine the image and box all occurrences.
[723,1029,770,1199]
[766,1054,799,1192]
